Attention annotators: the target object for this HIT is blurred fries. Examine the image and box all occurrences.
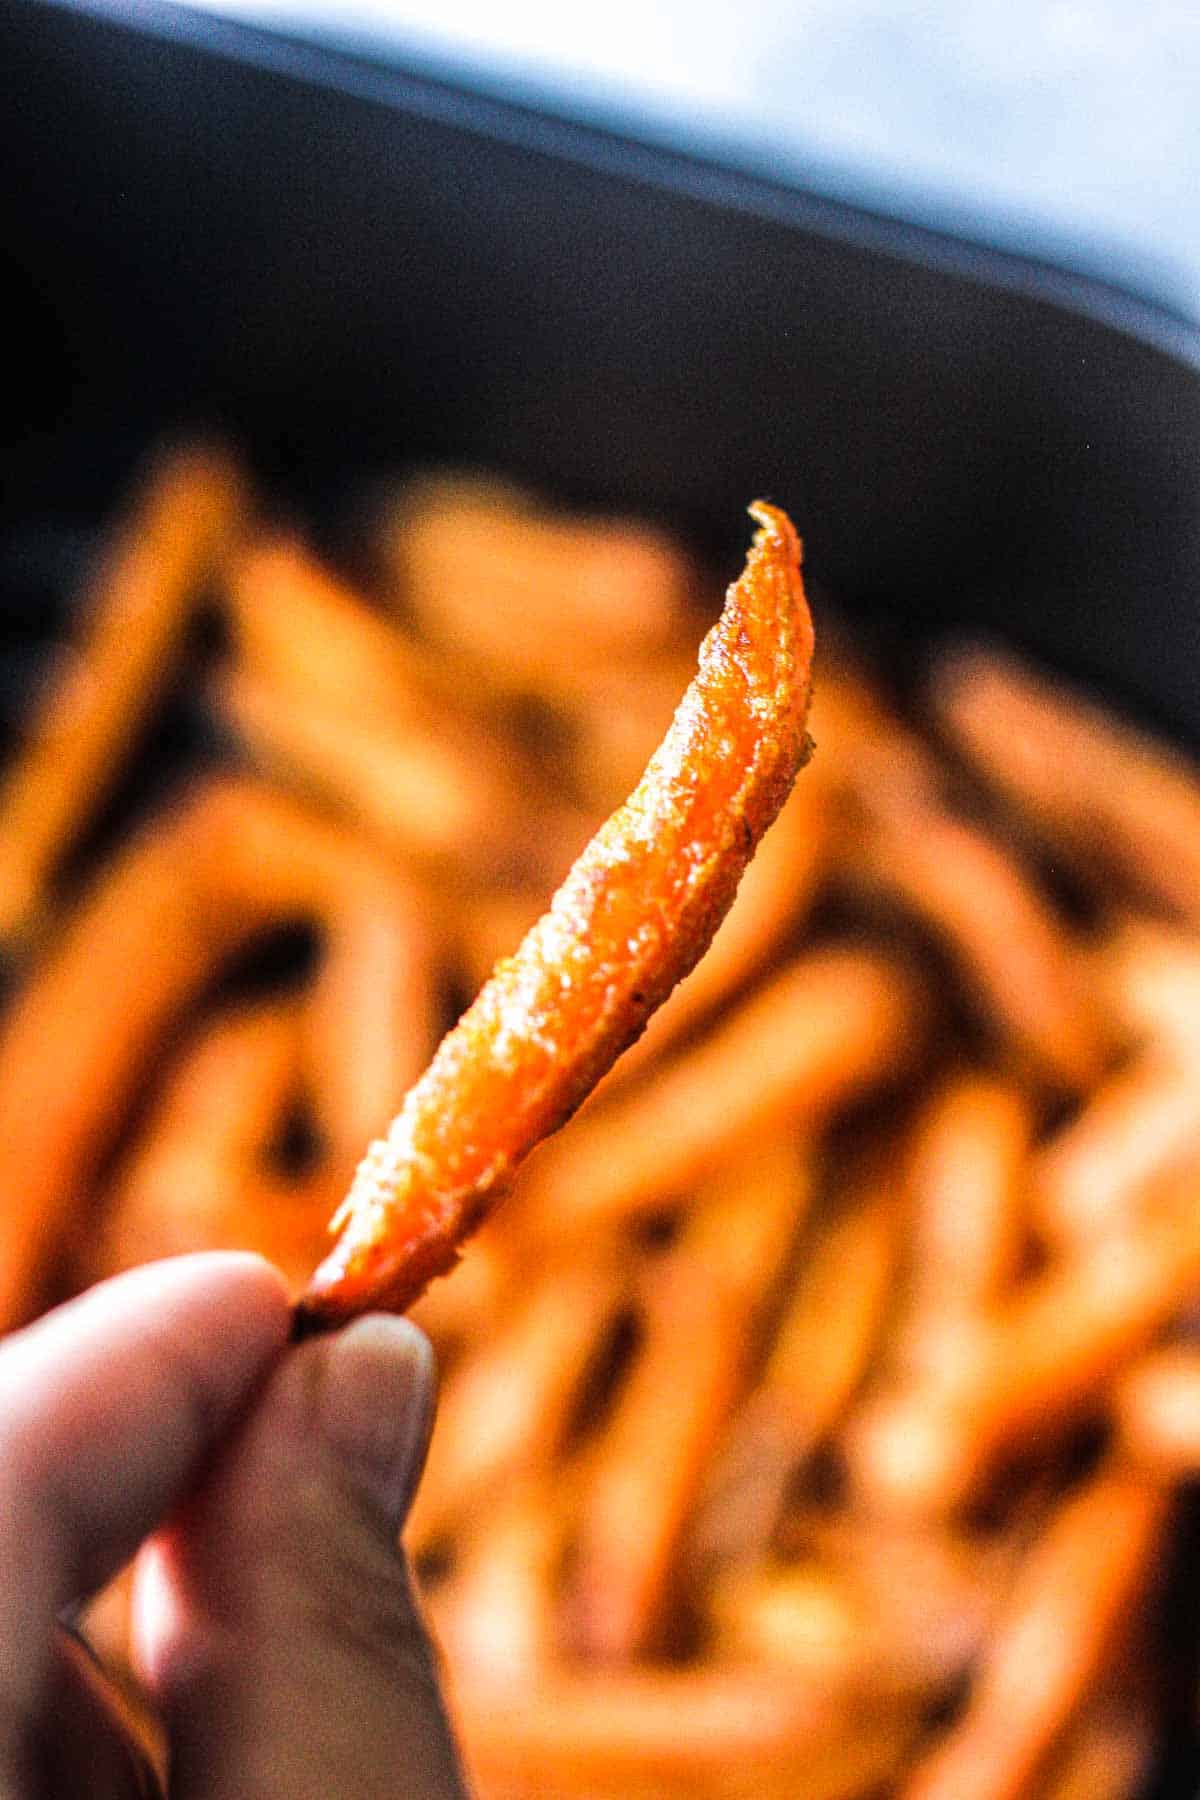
[8,445,1200,1796]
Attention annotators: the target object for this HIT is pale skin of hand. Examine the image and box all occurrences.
[0,1253,468,1799]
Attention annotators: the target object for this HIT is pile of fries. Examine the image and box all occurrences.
[4,441,1200,1796]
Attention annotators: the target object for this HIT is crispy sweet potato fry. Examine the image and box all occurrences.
[0,778,427,1328]
[568,1139,812,1659]
[0,443,247,944]
[932,645,1200,920]
[606,771,832,1087]
[898,1465,1168,1800]
[430,1475,567,1683]
[513,945,922,1245]
[299,503,815,1325]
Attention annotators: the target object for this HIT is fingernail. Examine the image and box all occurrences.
[315,1317,436,1526]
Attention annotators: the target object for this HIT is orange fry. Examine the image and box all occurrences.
[1093,914,1200,1057]
[91,1001,337,1288]
[607,769,831,1086]
[455,1664,916,1800]
[895,1072,1032,1372]
[0,442,246,944]
[381,472,694,698]
[693,1164,898,1569]
[567,1139,812,1660]
[514,944,921,1245]
[298,503,814,1325]
[408,1254,623,1552]
[1031,1051,1200,1248]
[0,778,426,1328]
[850,1174,1200,1512]
[429,1475,566,1683]
[1114,1344,1200,1473]
[852,789,1106,1090]
[932,645,1200,920]
[899,1465,1168,1800]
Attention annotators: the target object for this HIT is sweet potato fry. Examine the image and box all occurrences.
[1031,1052,1200,1248]
[0,442,247,944]
[298,503,815,1325]
[513,944,921,1245]
[894,1072,1032,1373]
[429,1475,566,1683]
[692,1163,898,1569]
[0,778,428,1328]
[1114,1344,1200,1473]
[1092,913,1200,1059]
[932,645,1200,921]
[302,881,439,1166]
[91,1000,337,1288]
[606,769,832,1087]
[852,789,1106,1090]
[567,1139,812,1660]
[455,1664,918,1800]
[850,1171,1200,1512]
[380,472,694,699]
[898,1465,1168,1800]
[407,1253,624,1553]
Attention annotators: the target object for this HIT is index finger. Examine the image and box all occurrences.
[0,1252,289,1698]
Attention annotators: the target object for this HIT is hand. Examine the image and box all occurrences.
[0,1253,467,1799]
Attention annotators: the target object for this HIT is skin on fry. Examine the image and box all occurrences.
[897,1465,1168,1800]
[512,944,922,1246]
[1114,1344,1200,1473]
[299,503,815,1325]
[0,778,426,1329]
[931,645,1200,921]
[567,1140,813,1660]
[1031,1052,1200,1249]
[0,442,247,946]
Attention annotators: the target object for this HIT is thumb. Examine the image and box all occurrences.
[134,1316,467,1800]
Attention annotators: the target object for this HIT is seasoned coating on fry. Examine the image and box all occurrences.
[299,503,815,1325]
[0,442,247,945]
[513,945,922,1244]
